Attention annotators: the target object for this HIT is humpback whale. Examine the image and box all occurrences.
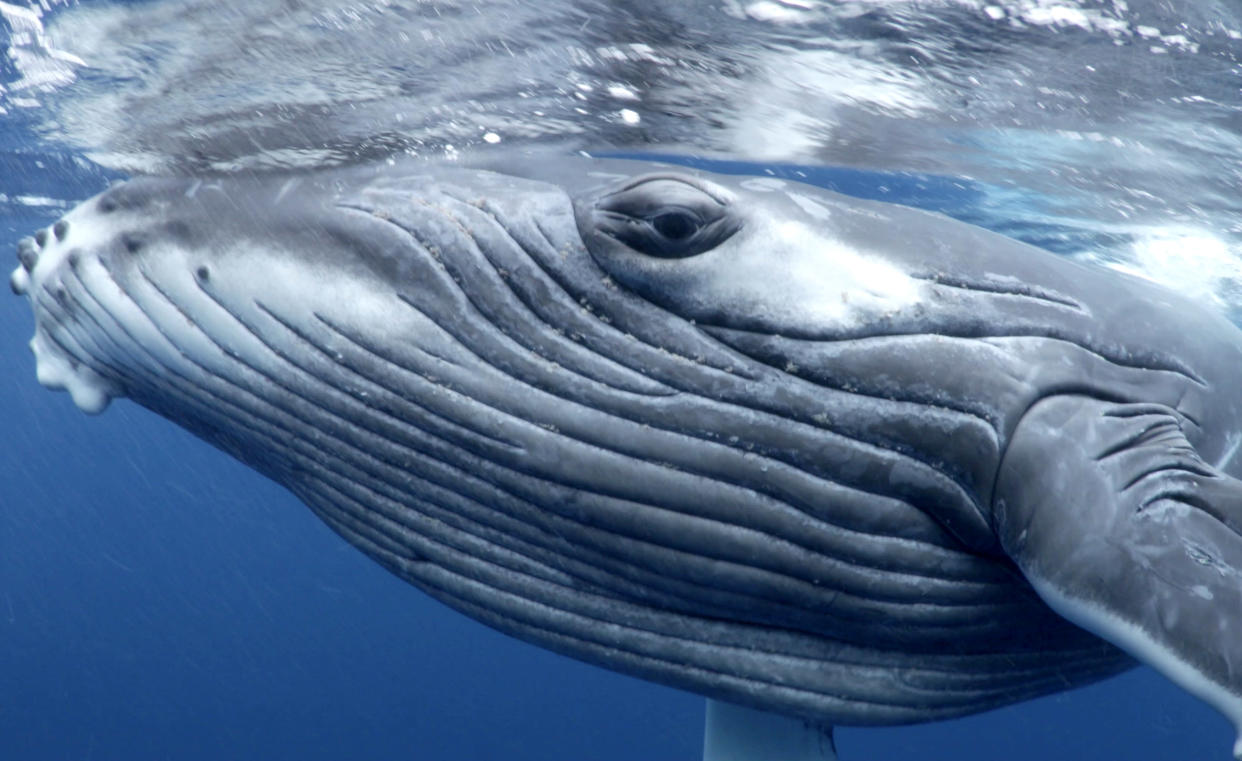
[11,157,1242,759]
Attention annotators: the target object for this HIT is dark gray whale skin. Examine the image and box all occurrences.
[12,157,1242,749]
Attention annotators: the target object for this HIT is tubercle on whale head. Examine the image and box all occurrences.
[12,202,124,415]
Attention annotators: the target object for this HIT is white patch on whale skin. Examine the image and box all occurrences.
[131,235,447,402]
[1029,575,1242,760]
[13,184,466,421]
[723,218,925,329]
[784,191,832,220]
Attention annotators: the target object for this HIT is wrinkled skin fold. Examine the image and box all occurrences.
[12,157,1242,754]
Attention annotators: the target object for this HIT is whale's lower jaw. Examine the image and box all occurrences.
[12,167,1133,726]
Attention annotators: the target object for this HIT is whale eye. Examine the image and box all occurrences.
[651,210,700,240]
[592,175,742,258]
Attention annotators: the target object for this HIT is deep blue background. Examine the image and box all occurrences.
[0,150,1235,760]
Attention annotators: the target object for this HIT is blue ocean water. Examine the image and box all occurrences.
[3,1,1242,759]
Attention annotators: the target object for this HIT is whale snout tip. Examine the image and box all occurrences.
[13,206,121,415]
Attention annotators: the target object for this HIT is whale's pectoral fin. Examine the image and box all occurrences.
[995,396,1242,757]
[703,700,837,761]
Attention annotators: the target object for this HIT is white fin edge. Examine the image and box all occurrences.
[703,699,837,761]
[1029,575,1242,759]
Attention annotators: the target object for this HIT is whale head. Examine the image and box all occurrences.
[9,157,1130,727]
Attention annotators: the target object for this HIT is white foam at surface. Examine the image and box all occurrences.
[727,47,936,159]
[740,1,816,25]
[606,84,638,101]
[0,0,84,104]
[14,194,67,207]
[1098,228,1242,314]
[0,1,38,28]
[728,0,1137,37]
